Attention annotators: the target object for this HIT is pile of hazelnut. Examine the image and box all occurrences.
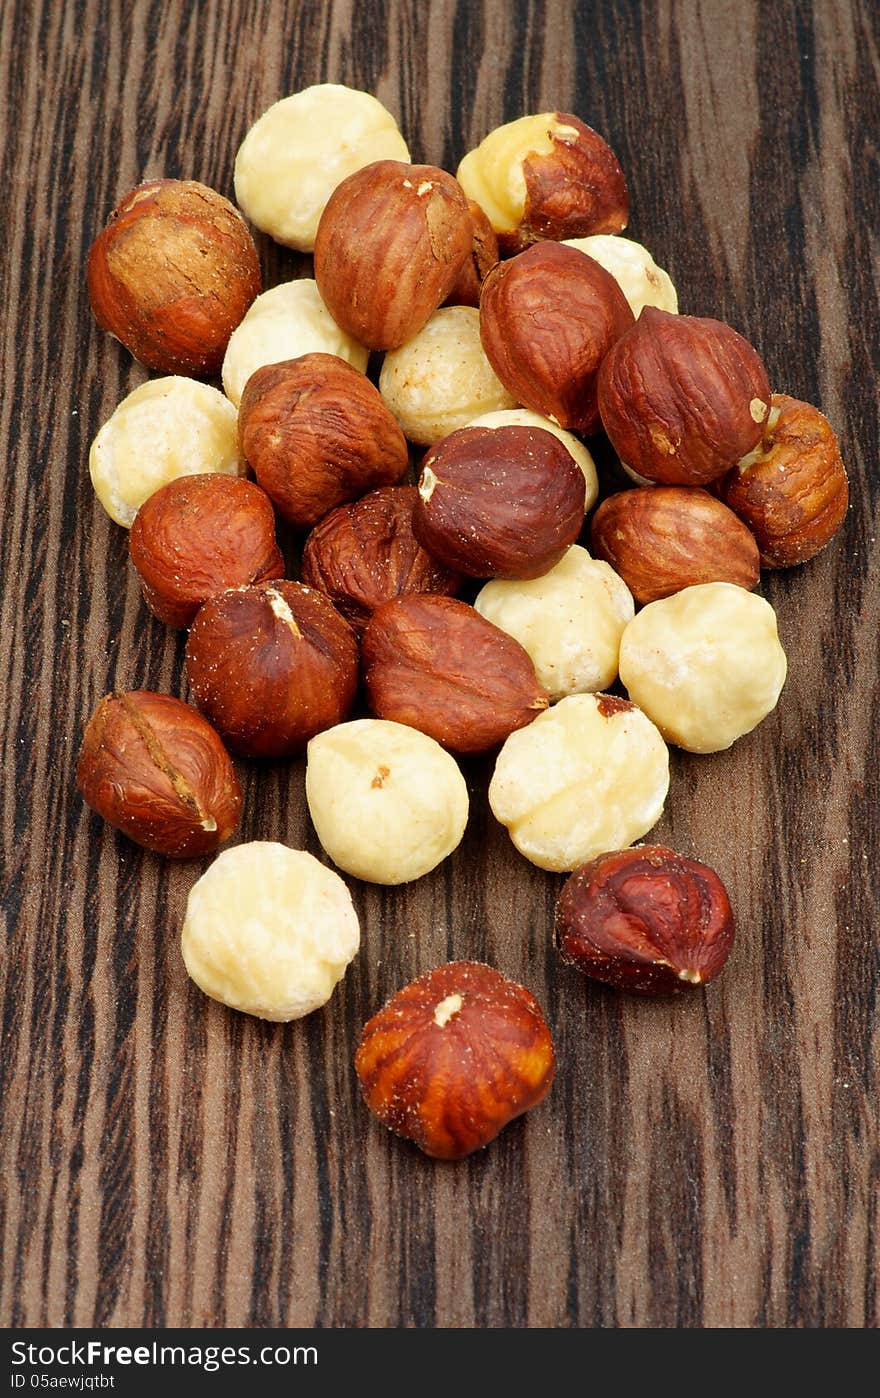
[77,85,848,1161]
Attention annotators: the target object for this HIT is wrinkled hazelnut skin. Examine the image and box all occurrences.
[355,961,555,1159]
[598,307,772,485]
[87,179,261,375]
[556,845,735,995]
[414,426,586,579]
[479,242,634,432]
[76,690,242,857]
[238,353,409,529]
[185,582,359,757]
[129,475,284,628]
[300,486,463,635]
[314,161,473,350]
[720,394,849,567]
[590,486,760,604]
[362,594,549,754]
[445,200,500,307]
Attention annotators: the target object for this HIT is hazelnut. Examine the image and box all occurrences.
[378,305,516,445]
[221,280,369,408]
[314,161,473,350]
[87,179,261,376]
[590,486,760,604]
[597,307,772,485]
[489,693,670,872]
[234,84,409,251]
[355,961,555,1159]
[182,842,360,1020]
[479,242,634,432]
[300,486,463,635]
[414,426,586,579]
[129,474,284,628]
[465,407,599,510]
[445,199,500,307]
[721,394,849,567]
[363,594,549,754]
[237,353,409,528]
[555,846,735,995]
[185,581,358,757]
[457,112,627,254]
[474,545,634,702]
[89,377,243,528]
[618,582,787,753]
[306,718,469,884]
[76,690,241,857]
[563,234,678,318]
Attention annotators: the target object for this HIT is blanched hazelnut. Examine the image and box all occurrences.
[457,112,627,254]
[89,377,243,528]
[488,693,669,872]
[563,234,678,318]
[618,582,787,753]
[306,719,469,885]
[181,842,360,1020]
[221,280,369,408]
[474,546,634,701]
[234,84,409,251]
[378,306,516,445]
[465,408,598,509]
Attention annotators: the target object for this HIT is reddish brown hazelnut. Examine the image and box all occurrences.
[238,353,409,529]
[590,486,760,604]
[185,581,358,757]
[444,200,500,307]
[313,161,473,350]
[76,690,241,857]
[597,307,772,485]
[300,486,463,635]
[413,425,586,579]
[555,845,735,995]
[479,242,634,432]
[129,475,284,628]
[720,394,849,567]
[86,179,261,375]
[355,961,556,1159]
[362,594,549,754]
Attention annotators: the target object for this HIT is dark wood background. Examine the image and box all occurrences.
[1,0,878,1329]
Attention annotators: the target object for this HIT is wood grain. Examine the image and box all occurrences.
[1,0,878,1328]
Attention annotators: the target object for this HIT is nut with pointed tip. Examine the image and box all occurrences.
[185,581,358,757]
[597,307,772,485]
[355,961,556,1159]
[313,160,473,349]
[479,242,634,432]
[300,485,463,635]
[362,594,549,754]
[555,846,735,995]
[87,179,261,376]
[720,394,849,567]
[414,425,586,579]
[444,199,500,307]
[76,690,241,857]
[590,486,760,604]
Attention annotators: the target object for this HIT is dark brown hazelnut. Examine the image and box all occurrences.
[444,199,500,307]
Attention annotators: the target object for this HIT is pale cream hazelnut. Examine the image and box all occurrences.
[234,84,410,252]
[465,408,598,510]
[222,279,369,407]
[306,718,469,884]
[489,693,669,872]
[457,113,583,237]
[89,377,243,528]
[181,842,360,1021]
[563,235,678,318]
[378,306,516,445]
[618,582,787,753]
[475,546,634,701]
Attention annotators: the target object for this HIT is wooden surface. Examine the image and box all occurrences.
[1,0,878,1329]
